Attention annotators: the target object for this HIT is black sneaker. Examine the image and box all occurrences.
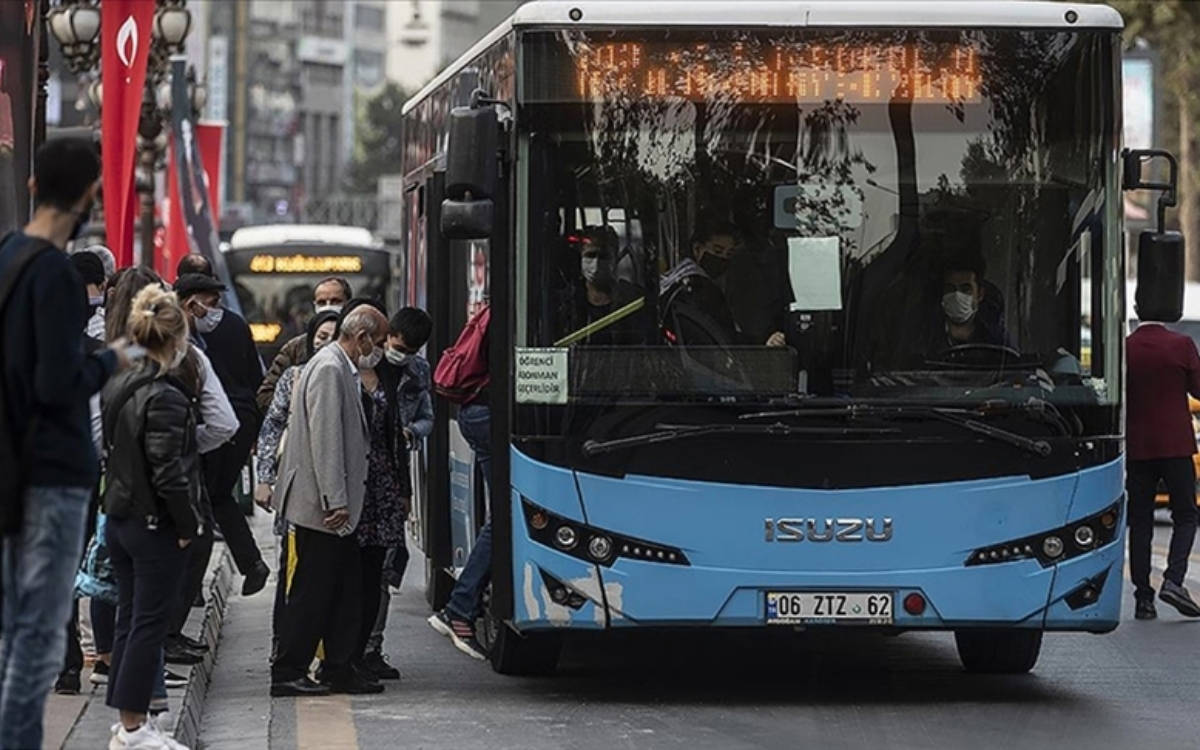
[360,651,401,681]
[89,660,110,686]
[164,639,204,665]
[427,610,487,660]
[328,672,385,695]
[55,669,81,695]
[1135,598,1157,620]
[1159,580,1200,617]
[242,560,270,597]
[270,677,330,698]
[175,634,209,653]
[164,669,188,689]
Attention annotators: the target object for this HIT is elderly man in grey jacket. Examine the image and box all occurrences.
[269,305,389,697]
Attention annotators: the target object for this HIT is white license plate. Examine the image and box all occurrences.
[766,591,893,625]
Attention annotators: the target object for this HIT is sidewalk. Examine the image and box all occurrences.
[43,535,239,750]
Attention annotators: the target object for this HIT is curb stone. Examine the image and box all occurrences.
[173,545,236,749]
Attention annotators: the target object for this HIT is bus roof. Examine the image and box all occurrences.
[402,0,1122,115]
[227,225,379,251]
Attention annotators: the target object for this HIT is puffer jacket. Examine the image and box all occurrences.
[101,363,204,539]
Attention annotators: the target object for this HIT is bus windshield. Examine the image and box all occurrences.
[224,244,391,356]
[519,28,1122,415]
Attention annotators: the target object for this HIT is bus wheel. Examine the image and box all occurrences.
[424,560,454,612]
[954,629,1043,674]
[487,618,563,676]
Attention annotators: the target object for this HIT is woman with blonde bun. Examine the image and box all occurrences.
[100,286,204,750]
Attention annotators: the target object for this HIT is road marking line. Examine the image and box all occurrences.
[295,695,359,749]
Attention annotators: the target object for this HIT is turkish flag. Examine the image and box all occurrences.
[100,0,155,268]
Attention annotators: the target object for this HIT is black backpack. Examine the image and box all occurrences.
[0,232,58,533]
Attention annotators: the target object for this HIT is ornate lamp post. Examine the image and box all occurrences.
[46,0,192,265]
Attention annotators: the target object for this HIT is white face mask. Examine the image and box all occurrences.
[315,302,343,314]
[358,344,384,370]
[385,348,407,367]
[193,304,224,334]
[941,291,978,325]
[581,256,615,288]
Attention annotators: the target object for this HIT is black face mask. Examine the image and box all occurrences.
[698,253,730,279]
[70,202,94,242]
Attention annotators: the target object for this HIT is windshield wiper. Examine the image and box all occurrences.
[581,422,900,457]
[739,402,1053,457]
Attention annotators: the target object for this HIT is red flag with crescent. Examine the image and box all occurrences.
[100,0,155,267]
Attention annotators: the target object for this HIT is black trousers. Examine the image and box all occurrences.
[91,598,116,654]
[168,505,214,638]
[356,545,387,663]
[205,425,262,574]
[271,532,288,654]
[61,488,100,675]
[105,516,186,714]
[271,526,361,684]
[1127,457,1199,600]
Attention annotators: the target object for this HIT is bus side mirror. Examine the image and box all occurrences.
[1125,149,1185,323]
[441,99,499,240]
[1135,231,1185,323]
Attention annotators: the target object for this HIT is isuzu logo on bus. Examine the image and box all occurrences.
[764,518,893,543]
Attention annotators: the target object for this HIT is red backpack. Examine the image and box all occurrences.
[434,305,491,403]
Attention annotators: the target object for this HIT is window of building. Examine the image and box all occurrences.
[354,49,384,88]
[355,5,385,30]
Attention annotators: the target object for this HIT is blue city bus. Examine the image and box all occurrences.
[400,0,1182,675]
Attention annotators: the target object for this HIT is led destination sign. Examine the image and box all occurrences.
[573,42,982,104]
[248,254,364,273]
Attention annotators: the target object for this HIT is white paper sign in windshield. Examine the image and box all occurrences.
[515,348,569,404]
[788,237,843,312]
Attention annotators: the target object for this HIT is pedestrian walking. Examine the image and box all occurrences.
[1127,313,1200,620]
[174,273,270,601]
[102,284,204,750]
[428,304,492,660]
[0,137,130,749]
[269,305,388,697]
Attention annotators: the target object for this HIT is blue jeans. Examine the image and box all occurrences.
[447,405,491,621]
[0,486,90,748]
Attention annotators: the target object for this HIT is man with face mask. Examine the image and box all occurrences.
[174,274,270,611]
[270,306,387,697]
[0,137,133,748]
[661,221,786,348]
[257,276,353,412]
[931,254,1011,353]
[557,226,648,345]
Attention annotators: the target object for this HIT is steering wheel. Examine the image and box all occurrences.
[929,342,1023,368]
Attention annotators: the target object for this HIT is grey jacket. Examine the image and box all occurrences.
[274,343,369,535]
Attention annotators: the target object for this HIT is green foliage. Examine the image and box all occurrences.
[346,81,408,194]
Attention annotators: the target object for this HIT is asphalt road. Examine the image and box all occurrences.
[203,522,1200,750]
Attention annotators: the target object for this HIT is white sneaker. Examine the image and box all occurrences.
[108,723,173,750]
[149,713,189,750]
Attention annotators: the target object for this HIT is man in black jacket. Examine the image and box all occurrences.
[174,273,270,604]
[0,137,129,749]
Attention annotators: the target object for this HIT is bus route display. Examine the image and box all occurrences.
[572,42,981,104]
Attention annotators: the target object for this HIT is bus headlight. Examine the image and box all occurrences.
[966,501,1121,568]
[554,525,578,550]
[522,499,689,567]
[587,535,613,561]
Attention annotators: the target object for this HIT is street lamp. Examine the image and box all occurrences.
[46,0,100,74]
[48,0,193,266]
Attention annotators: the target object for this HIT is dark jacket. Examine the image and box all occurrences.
[199,308,264,433]
[1127,323,1200,461]
[0,231,117,488]
[101,364,204,539]
[256,333,306,412]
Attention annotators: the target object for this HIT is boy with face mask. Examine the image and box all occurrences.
[556,226,651,346]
